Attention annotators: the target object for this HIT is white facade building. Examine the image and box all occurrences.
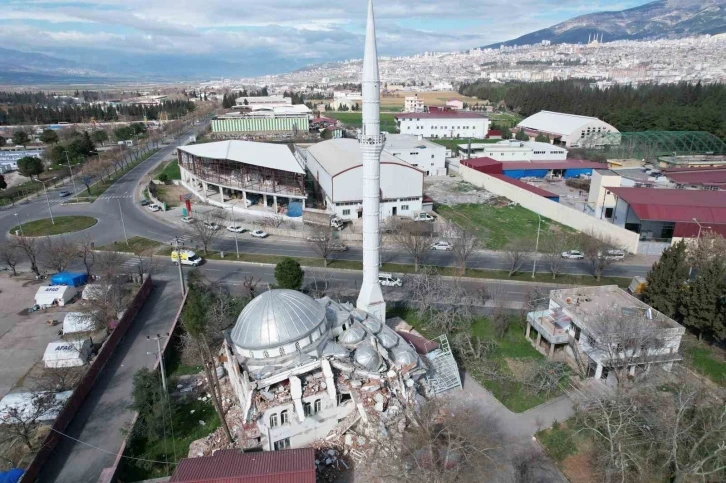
[304,138,423,221]
[460,140,567,162]
[404,95,425,112]
[383,134,446,176]
[394,112,489,139]
[517,110,619,148]
[234,96,292,109]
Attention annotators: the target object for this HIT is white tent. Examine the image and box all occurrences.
[0,391,72,423]
[35,285,78,308]
[62,312,95,335]
[43,339,91,368]
[81,284,110,301]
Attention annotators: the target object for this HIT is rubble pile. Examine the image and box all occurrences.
[313,446,350,483]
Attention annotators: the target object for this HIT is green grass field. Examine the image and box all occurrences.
[152,159,181,181]
[684,343,726,385]
[10,216,97,236]
[326,112,398,132]
[437,203,571,250]
[98,236,161,255]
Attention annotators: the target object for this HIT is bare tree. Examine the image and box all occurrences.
[540,231,570,280]
[28,366,84,393]
[406,268,479,334]
[184,212,220,255]
[487,283,512,339]
[39,237,77,273]
[241,276,261,298]
[0,241,21,276]
[76,236,95,278]
[579,231,625,281]
[306,226,336,267]
[12,236,41,277]
[688,231,726,272]
[0,391,65,451]
[503,238,530,277]
[388,218,432,272]
[445,221,480,275]
[93,251,126,281]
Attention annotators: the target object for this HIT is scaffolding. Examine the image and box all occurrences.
[580,131,726,161]
[426,334,462,394]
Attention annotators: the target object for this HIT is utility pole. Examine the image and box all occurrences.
[172,236,186,295]
[147,333,170,393]
[532,213,542,279]
[118,199,129,246]
[233,202,240,258]
[64,151,79,202]
[14,213,23,236]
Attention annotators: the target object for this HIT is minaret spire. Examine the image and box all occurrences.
[357,0,386,322]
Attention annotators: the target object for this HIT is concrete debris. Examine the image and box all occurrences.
[199,420,206,426]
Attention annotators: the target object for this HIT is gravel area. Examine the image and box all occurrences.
[424,175,495,205]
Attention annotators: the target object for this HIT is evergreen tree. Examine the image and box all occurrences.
[641,240,689,319]
[535,133,550,143]
[39,129,59,144]
[12,130,30,146]
[679,262,726,340]
[17,156,44,180]
[274,258,304,290]
[515,129,529,141]
[0,135,5,147]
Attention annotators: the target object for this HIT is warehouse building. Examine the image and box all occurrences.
[459,140,567,162]
[383,134,446,176]
[461,158,560,202]
[304,138,424,220]
[394,111,489,139]
[212,107,310,136]
[177,140,307,215]
[517,111,618,148]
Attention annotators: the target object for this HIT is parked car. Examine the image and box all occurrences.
[306,235,328,242]
[140,199,150,206]
[602,249,626,261]
[330,243,348,252]
[147,204,161,212]
[181,216,194,223]
[226,225,245,233]
[379,273,403,287]
[58,190,71,197]
[561,250,585,259]
[250,230,268,238]
[203,221,220,231]
[431,241,453,251]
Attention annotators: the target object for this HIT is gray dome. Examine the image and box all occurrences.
[354,343,381,371]
[362,317,382,334]
[230,290,326,350]
[377,327,399,349]
[391,346,418,366]
[339,325,366,345]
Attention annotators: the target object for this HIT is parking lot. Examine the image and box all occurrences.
[0,275,78,397]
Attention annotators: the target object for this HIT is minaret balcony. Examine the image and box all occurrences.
[358,133,386,145]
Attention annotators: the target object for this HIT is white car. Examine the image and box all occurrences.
[379,273,403,287]
[181,216,194,224]
[602,249,626,261]
[147,204,161,212]
[561,250,585,259]
[431,241,453,251]
[306,235,328,242]
[203,221,220,231]
[227,225,245,233]
[250,230,269,238]
[330,244,348,252]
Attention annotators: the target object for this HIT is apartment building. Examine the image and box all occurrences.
[394,111,489,139]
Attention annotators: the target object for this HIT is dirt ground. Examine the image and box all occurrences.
[154,183,191,208]
[0,274,81,398]
[3,171,33,189]
[424,176,495,205]
[380,90,480,109]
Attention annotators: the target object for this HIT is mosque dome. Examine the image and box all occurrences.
[376,327,399,349]
[391,346,418,366]
[362,317,382,334]
[354,342,382,372]
[230,289,327,351]
[339,325,366,345]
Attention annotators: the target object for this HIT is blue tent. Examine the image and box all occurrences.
[287,201,303,218]
[0,469,24,483]
[50,271,88,287]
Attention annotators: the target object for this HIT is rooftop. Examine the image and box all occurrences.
[500,160,604,170]
[178,141,305,175]
[169,448,316,483]
[518,110,614,136]
[384,133,444,151]
[664,166,726,185]
[393,112,487,119]
[550,285,683,331]
[608,187,726,223]
[489,174,559,198]
[306,138,419,177]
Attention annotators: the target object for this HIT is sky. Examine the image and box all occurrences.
[0,0,647,77]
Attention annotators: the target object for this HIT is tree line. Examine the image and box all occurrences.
[220,87,270,108]
[0,99,196,125]
[458,80,726,139]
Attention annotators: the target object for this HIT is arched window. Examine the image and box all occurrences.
[314,399,322,414]
[269,413,278,428]
[303,402,312,417]
[281,410,290,425]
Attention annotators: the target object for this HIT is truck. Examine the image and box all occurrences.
[412,211,435,222]
[303,208,346,230]
[171,249,203,266]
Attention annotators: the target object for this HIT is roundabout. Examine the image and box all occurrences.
[9,216,98,237]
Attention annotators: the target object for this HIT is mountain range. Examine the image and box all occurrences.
[486,0,726,48]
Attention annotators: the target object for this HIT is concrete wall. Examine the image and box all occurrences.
[459,165,640,253]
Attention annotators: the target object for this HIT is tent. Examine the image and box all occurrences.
[50,271,88,287]
[43,339,91,368]
[0,391,72,423]
[82,284,110,301]
[34,285,78,308]
[62,312,94,335]
[0,469,24,483]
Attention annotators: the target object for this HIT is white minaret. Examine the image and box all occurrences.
[356,0,386,322]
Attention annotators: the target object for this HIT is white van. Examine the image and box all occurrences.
[171,250,203,266]
[378,273,402,287]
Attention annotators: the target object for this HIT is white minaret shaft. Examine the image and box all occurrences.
[356,0,386,322]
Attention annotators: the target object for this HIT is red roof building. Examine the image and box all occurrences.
[393,111,486,119]
[489,174,560,201]
[169,448,316,483]
[461,157,503,174]
[663,166,726,188]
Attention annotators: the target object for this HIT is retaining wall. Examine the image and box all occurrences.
[459,165,640,253]
[21,276,153,483]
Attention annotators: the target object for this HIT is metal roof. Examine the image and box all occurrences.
[178,141,305,175]
[230,290,327,351]
[500,160,603,170]
[517,110,615,136]
[384,134,443,151]
[306,138,417,177]
[581,131,726,158]
[393,112,487,119]
[354,342,381,371]
[489,174,559,199]
[609,187,726,223]
[664,166,726,185]
[169,448,316,483]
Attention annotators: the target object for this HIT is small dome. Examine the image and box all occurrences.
[230,290,326,351]
[362,317,382,334]
[339,325,366,345]
[355,343,381,371]
[391,346,418,366]
[322,342,349,359]
[377,327,399,349]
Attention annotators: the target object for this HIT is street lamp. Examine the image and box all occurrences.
[40,179,55,225]
[13,213,23,236]
[532,213,542,279]
[147,333,170,393]
[232,201,241,259]
[171,236,186,295]
[64,151,79,202]
[692,217,704,239]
